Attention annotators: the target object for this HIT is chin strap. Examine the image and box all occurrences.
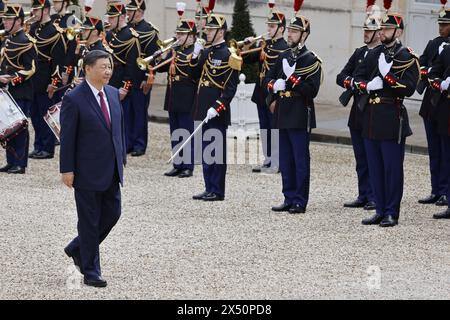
[208,28,219,46]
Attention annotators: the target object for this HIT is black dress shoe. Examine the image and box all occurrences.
[33,151,54,159]
[7,166,25,174]
[178,169,193,178]
[131,150,145,157]
[193,191,209,200]
[344,199,367,208]
[64,247,83,274]
[379,215,398,228]
[164,168,182,177]
[0,164,13,172]
[362,213,384,225]
[202,193,224,202]
[271,203,292,212]
[435,195,448,207]
[433,209,450,219]
[418,194,439,204]
[364,201,376,211]
[252,163,270,173]
[289,204,306,214]
[28,150,39,159]
[84,277,107,288]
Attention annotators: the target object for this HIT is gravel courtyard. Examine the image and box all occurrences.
[0,122,449,300]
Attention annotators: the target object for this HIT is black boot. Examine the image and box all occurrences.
[193,191,209,200]
[271,203,292,212]
[435,195,448,207]
[418,194,439,204]
[379,215,398,228]
[289,204,306,214]
[344,199,367,208]
[178,169,193,178]
[433,209,450,219]
[7,166,25,174]
[0,164,13,173]
[364,201,376,211]
[164,168,181,177]
[362,213,383,225]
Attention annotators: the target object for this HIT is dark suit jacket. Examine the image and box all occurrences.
[59,81,126,191]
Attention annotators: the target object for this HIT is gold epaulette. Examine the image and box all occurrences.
[407,47,419,60]
[149,22,160,34]
[130,28,139,38]
[26,34,37,44]
[103,41,114,54]
[105,46,114,54]
[53,22,65,34]
[228,48,243,71]
[310,51,323,64]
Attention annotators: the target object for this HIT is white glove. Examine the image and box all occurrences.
[439,42,447,55]
[440,77,450,92]
[205,107,219,123]
[367,76,384,92]
[273,79,286,93]
[378,53,393,77]
[193,39,204,58]
[282,58,297,79]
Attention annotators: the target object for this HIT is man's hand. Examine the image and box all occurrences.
[0,75,12,84]
[47,84,56,99]
[62,173,74,189]
[205,107,219,123]
[367,76,384,92]
[119,87,128,101]
[273,79,286,93]
[282,59,297,79]
[242,36,255,51]
[269,101,276,114]
[378,53,393,78]
[140,80,152,95]
[441,76,450,92]
[62,72,69,86]
[193,39,205,58]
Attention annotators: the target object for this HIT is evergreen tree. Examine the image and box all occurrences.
[230,0,258,83]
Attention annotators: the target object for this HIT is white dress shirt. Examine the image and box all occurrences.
[86,79,111,119]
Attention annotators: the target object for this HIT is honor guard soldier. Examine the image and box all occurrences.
[336,1,381,211]
[51,0,78,95]
[125,0,159,157]
[158,7,197,179]
[265,0,323,215]
[28,0,66,160]
[428,34,450,220]
[0,3,37,174]
[190,13,241,202]
[72,0,107,85]
[195,3,213,43]
[241,1,289,174]
[417,1,450,207]
[105,1,141,154]
[355,0,419,227]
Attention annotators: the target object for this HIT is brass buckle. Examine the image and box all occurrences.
[369,97,381,104]
[280,91,292,98]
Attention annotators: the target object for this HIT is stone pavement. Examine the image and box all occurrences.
[149,84,428,154]
[1,122,449,299]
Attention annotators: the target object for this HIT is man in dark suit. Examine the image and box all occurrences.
[60,50,126,288]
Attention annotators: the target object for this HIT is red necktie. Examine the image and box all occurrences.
[98,91,111,129]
